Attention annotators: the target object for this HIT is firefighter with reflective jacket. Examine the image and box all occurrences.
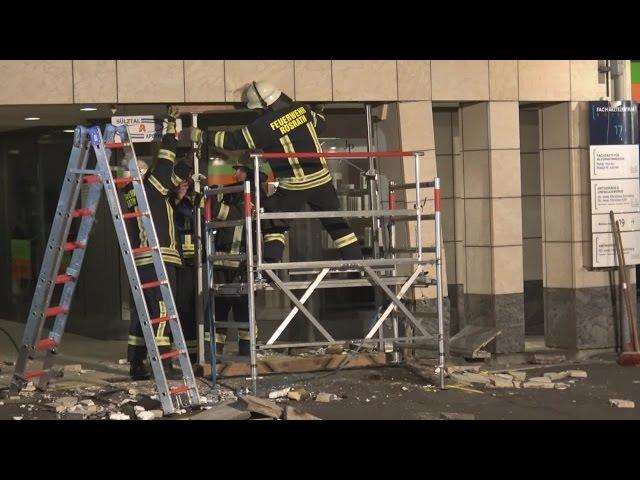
[123,106,193,380]
[205,162,267,356]
[191,80,363,263]
[172,167,201,364]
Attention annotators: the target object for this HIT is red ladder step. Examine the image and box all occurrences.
[169,385,191,396]
[142,280,164,289]
[55,274,75,284]
[83,175,102,184]
[63,241,84,251]
[114,177,137,187]
[72,208,94,218]
[122,211,147,219]
[23,370,46,380]
[160,350,181,360]
[132,246,153,255]
[149,315,171,325]
[46,306,67,317]
[36,338,58,350]
[104,142,129,149]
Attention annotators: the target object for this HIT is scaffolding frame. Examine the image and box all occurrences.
[204,150,445,392]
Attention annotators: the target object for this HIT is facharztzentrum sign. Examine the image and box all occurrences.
[589,101,640,267]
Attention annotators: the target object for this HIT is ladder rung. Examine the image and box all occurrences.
[114,177,137,186]
[83,175,102,184]
[36,338,58,350]
[72,208,94,218]
[169,385,191,396]
[160,350,182,360]
[46,306,68,317]
[132,246,153,255]
[142,280,165,289]
[150,315,172,325]
[123,211,147,219]
[104,142,129,149]
[63,241,84,251]
[55,274,75,284]
[24,370,46,380]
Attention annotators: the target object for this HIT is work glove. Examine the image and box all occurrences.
[190,127,203,144]
[165,106,180,136]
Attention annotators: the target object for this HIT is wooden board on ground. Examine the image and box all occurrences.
[195,353,386,378]
[189,400,251,421]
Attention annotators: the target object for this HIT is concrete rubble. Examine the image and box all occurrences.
[315,392,340,403]
[287,389,310,401]
[109,412,130,420]
[569,370,588,378]
[268,387,291,399]
[609,399,635,409]
[440,412,475,420]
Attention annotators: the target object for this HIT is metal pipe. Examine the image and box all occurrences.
[257,257,434,271]
[259,151,423,159]
[192,113,205,365]
[389,181,400,364]
[610,60,629,101]
[257,336,433,350]
[252,154,263,273]
[434,177,445,389]
[243,180,258,394]
[259,209,421,220]
[415,153,422,262]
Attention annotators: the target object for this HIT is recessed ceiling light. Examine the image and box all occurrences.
[25,117,40,121]
[80,107,97,111]
[63,129,75,133]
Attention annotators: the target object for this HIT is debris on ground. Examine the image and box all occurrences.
[287,389,310,401]
[13,416,23,421]
[62,364,83,374]
[568,370,588,378]
[544,371,570,382]
[530,353,566,364]
[440,412,475,420]
[315,392,340,403]
[268,387,291,399]
[528,376,552,383]
[450,371,491,386]
[118,359,129,365]
[284,405,321,420]
[447,365,482,374]
[136,411,156,420]
[609,399,635,409]
[523,382,555,389]
[490,374,514,388]
[22,382,36,392]
[238,395,283,419]
[508,371,527,382]
[109,412,130,420]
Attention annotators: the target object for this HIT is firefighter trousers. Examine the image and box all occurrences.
[262,181,362,262]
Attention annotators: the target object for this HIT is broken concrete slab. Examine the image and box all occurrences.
[523,382,555,389]
[149,410,163,419]
[610,399,635,408]
[284,406,321,420]
[268,387,291,399]
[568,370,588,378]
[287,389,310,401]
[449,325,501,359]
[238,395,283,419]
[528,377,553,383]
[452,372,491,385]
[440,412,475,420]
[544,371,570,382]
[491,377,514,388]
[508,371,527,382]
[530,353,566,365]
